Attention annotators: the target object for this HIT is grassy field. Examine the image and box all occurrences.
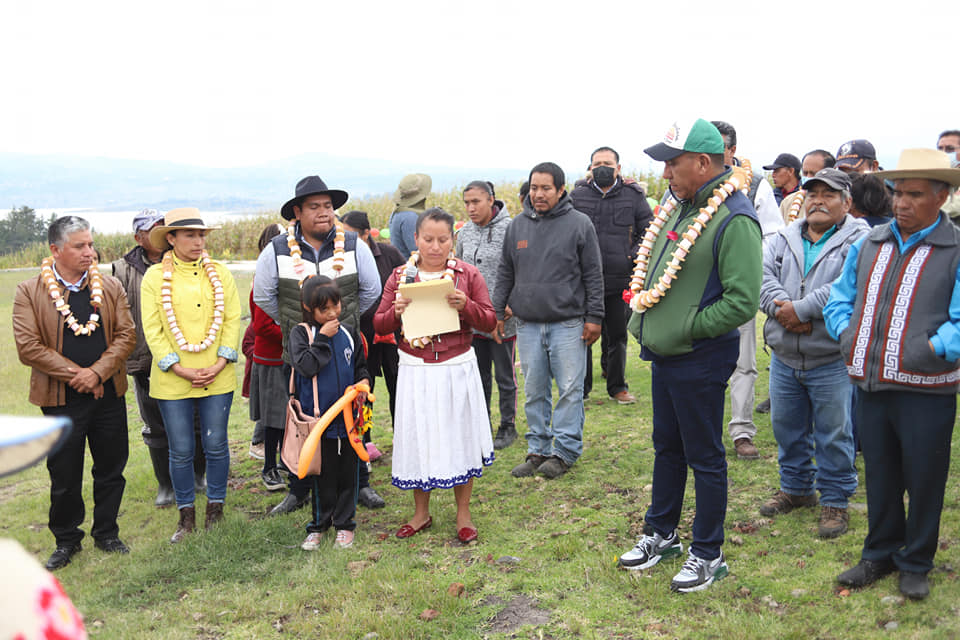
[2,267,959,639]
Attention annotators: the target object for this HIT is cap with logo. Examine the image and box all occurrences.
[132,208,165,233]
[836,139,877,170]
[644,119,725,162]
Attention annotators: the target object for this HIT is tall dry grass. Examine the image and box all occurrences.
[0,173,667,268]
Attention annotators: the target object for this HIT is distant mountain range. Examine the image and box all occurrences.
[0,152,529,212]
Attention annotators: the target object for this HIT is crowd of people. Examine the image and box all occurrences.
[13,122,960,602]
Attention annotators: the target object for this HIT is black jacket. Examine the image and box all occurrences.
[570,178,652,292]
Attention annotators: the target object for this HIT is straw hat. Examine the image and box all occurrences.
[873,148,960,187]
[149,208,221,250]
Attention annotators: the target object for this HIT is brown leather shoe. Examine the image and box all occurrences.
[759,490,817,516]
[818,506,849,538]
[205,502,224,530]
[511,454,548,478]
[171,506,196,543]
[734,438,759,459]
[612,390,637,405]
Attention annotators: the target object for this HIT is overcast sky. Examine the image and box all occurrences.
[3,0,957,178]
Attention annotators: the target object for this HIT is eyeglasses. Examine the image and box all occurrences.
[938,145,958,153]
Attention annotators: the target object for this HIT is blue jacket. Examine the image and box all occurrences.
[288,323,369,438]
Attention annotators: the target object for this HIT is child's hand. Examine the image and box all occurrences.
[353,379,370,413]
[319,319,340,337]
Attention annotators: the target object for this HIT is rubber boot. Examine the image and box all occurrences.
[194,433,207,495]
[148,446,175,507]
[170,506,195,544]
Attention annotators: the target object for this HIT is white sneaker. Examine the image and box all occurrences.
[670,551,728,592]
[618,530,683,570]
[334,530,354,549]
[249,442,265,460]
[301,532,323,551]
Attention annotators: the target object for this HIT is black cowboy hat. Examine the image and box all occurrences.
[281,176,349,220]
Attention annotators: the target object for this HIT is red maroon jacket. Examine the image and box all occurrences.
[373,259,496,362]
[249,289,283,365]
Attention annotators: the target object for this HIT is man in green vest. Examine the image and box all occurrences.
[618,119,761,592]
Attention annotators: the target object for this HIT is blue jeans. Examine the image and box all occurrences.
[158,393,233,506]
[769,354,856,507]
[515,318,586,466]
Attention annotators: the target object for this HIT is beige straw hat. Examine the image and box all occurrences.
[149,208,221,250]
[873,148,960,187]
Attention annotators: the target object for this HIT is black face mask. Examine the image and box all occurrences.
[593,166,616,188]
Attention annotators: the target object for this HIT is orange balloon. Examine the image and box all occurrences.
[297,383,373,477]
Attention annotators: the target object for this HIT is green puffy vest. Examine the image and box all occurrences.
[272,228,360,363]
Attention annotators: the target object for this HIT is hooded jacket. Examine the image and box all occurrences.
[760,214,869,370]
[455,201,517,339]
[493,193,604,325]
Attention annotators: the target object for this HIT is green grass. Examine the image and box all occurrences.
[2,268,959,639]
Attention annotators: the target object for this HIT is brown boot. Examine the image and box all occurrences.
[205,501,224,530]
[171,506,195,544]
[734,438,759,460]
[759,490,818,516]
[818,506,849,538]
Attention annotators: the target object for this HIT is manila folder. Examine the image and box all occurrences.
[398,279,460,341]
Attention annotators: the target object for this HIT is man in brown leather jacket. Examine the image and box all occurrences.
[13,216,136,571]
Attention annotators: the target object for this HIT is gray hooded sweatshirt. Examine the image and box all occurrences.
[760,213,869,370]
[493,193,604,325]
[456,201,517,339]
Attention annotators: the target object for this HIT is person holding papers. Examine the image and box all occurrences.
[373,207,496,544]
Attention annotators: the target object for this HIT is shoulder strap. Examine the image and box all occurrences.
[290,323,321,418]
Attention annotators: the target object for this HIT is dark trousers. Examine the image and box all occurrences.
[858,389,956,573]
[645,339,738,560]
[42,393,129,547]
[369,343,399,426]
[473,335,517,428]
[306,437,359,533]
[585,291,630,397]
[133,371,166,448]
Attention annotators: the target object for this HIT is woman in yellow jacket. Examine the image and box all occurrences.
[141,208,241,543]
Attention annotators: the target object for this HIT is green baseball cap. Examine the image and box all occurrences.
[644,118,725,161]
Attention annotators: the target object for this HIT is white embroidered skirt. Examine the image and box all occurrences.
[391,348,495,491]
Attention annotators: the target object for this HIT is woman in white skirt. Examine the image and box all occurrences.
[373,207,496,543]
